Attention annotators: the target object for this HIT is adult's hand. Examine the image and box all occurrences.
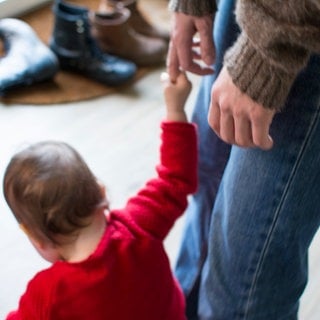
[167,12,215,82]
[208,67,276,150]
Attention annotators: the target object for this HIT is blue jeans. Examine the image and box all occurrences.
[174,0,320,319]
[175,0,237,318]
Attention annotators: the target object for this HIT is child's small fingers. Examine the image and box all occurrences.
[162,71,191,92]
[177,72,191,87]
[176,71,187,82]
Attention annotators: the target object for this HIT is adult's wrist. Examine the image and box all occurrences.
[224,33,296,111]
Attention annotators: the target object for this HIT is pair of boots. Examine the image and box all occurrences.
[0,12,135,95]
[0,0,170,94]
[50,0,169,76]
[50,0,137,87]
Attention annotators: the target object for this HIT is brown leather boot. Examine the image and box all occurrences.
[101,0,170,42]
[90,7,168,67]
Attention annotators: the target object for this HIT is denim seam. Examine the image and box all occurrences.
[242,106,320,319]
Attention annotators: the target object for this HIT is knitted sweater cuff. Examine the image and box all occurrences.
[224,33,296,110]
[168,0,216,16]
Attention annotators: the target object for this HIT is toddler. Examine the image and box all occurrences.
[3,72,197,320]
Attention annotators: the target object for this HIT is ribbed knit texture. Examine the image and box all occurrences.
[168,0,216,16]
[224,0,320,110]
[224,34,296,110]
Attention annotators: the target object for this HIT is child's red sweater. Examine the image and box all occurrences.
[7,122,198,320]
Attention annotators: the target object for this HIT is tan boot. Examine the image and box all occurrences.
[101,0,170,42]
[90,7,168,67]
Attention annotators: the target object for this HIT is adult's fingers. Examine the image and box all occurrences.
[252,123,273,150]
[174,29,194,71]
[197,18,215,66]
[174,33,214,75]
[234,116,254,147]
[219,107,235,143]
[166,42,180,82]
[251,112,274,149]
[184,62,215,75]
[208,100,221,136]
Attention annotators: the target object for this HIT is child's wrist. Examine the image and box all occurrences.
[166,110,188,122]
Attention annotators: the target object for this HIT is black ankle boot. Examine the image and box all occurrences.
[50,0,137,86]
[0,18,59,95]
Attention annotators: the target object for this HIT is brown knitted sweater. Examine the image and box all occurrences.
[169,0,320,110]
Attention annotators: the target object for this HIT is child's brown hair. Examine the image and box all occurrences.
[3,141,107,244]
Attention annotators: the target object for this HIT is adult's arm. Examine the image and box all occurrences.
[225,0,320,110]
[209,0,320,149]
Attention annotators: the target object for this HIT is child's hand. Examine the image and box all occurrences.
[161,71,192,122]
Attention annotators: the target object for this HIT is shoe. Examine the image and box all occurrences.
[50,0,137,86]
[0,18,59,95]
[102,0,170,42]
[90,7,167,67]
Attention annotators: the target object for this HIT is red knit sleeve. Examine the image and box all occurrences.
[6,270,54,320]
[120,121,198,240]
[6,311,20,320]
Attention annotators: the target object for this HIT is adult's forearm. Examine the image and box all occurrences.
[224,0,320,110]
[168,0,216,16]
